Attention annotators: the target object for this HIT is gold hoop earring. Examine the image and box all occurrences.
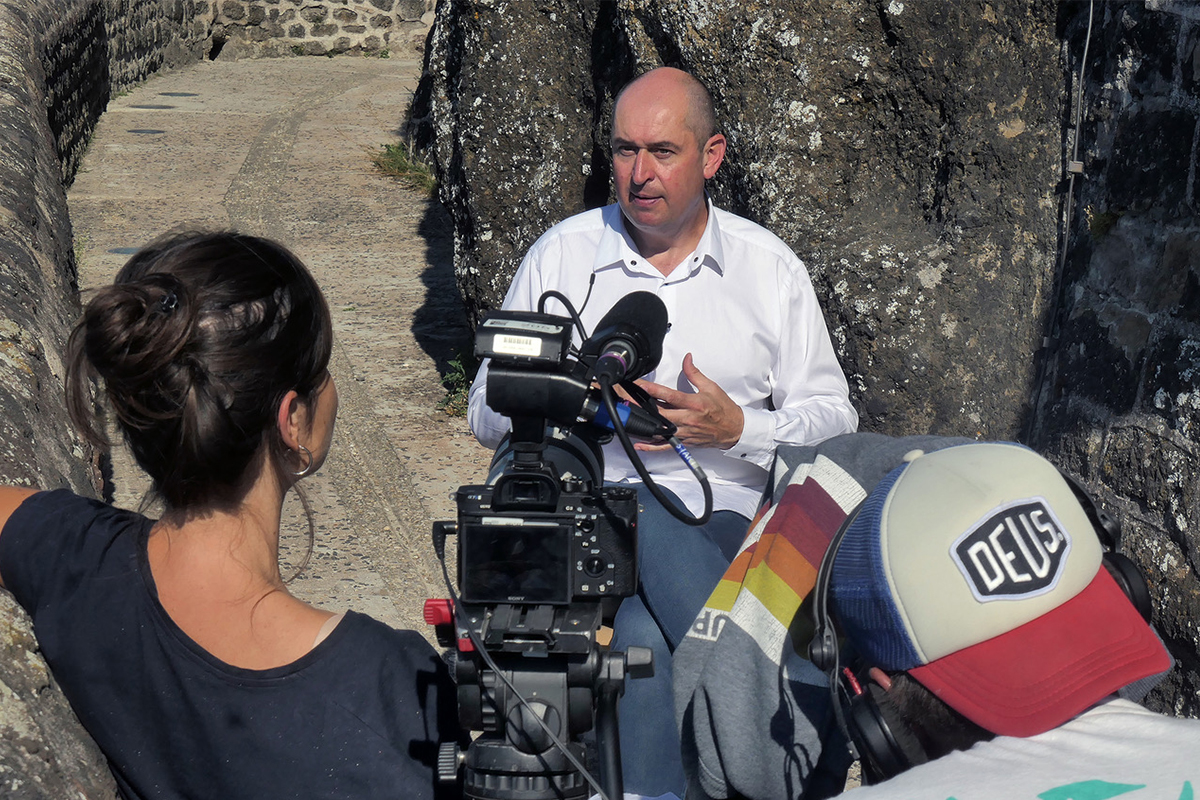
[292,444,314,477]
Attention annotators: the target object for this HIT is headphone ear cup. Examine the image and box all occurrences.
[1103,552,1153,623]
[845,684,915,784]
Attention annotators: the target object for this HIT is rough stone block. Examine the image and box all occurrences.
[1145,332,1200,438]
[370,13,392,28]
[311,22,338,36]
[299,6,327,22]
[1088,220,1185,315]
[1109,110,1196,217]
[248,4,267,25]
[397,0,424,19]
[221,0,246,20]
[370,0,394,10]
[288,23,305,37]
[343,24,366,34]
[1056,308,1142,415]
[332,8,358,22]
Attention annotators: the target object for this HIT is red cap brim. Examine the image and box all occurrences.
[909,568,1171,737]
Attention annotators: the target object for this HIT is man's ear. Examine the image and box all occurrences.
[703,133,727,179]
[276,389,306,451]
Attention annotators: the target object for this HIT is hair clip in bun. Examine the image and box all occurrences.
[159,291,179,314]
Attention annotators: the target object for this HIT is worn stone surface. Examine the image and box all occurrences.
[1030,1,1200,718]
[0,593,114,799]
[0,3,116,795]
[410,0,626,326]
[0,1,97,497]
[418,0,1200,718]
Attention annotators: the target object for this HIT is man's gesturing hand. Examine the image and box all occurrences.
[634,353,744,451]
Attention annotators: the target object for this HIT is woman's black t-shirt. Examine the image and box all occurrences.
[0,489,459,799]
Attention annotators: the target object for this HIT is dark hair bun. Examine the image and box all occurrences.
[81,273,193,404]
[67,232,332,510]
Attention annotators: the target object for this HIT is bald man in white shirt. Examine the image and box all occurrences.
[467,67,857,798]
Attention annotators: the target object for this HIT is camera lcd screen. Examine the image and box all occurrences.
[459,523,572,604]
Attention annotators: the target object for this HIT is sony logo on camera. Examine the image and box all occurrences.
[950,498,1072,602]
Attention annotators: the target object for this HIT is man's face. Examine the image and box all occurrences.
[610,74,724,249]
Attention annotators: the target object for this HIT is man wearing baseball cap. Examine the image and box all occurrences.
[820,442,1198,796]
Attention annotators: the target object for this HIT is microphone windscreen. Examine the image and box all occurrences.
[583,292,669,378]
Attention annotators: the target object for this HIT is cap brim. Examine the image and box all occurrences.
[909,567,1171,737]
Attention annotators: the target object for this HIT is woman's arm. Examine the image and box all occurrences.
[0,487,38,588]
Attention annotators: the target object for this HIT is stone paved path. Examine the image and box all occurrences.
[68,54,492,636]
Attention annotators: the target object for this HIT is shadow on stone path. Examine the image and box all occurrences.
[68,55,492,636]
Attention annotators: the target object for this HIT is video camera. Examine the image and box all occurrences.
[430,292,678,800]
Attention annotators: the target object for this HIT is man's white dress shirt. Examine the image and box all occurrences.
[467,201,858,519]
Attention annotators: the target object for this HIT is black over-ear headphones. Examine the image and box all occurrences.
[807,473,1152,784]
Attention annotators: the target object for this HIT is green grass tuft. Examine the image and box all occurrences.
[372,141,437,197]
[437,351,479,417]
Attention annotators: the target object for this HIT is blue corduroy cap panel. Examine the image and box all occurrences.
[830,463,923,671]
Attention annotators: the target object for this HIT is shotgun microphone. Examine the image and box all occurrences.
[580,292,669,384]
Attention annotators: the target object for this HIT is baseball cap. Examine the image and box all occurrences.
[829,442,1171,737]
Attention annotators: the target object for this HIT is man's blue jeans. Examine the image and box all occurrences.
[610,484,749,798]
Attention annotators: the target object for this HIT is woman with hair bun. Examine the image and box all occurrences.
[0,231,460,799]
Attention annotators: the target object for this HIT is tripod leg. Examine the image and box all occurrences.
[595,679,623,800]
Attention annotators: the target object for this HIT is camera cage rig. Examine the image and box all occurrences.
[429,290,713,800]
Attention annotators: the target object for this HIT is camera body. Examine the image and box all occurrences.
[455,307,642,614]
[456,479,638,607]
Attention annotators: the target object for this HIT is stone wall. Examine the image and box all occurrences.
[106,0,213,95]
[1,2,127,794]
[1029,1,1200,719]
[42,0,212,182]
[415,0,1200,718]
[0,1,222,794]
[213,0,435,57]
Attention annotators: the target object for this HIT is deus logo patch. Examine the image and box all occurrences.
[951,498,1072,602]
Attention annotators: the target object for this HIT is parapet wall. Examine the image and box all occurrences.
[214,0,433,58]
[1,3,129,792]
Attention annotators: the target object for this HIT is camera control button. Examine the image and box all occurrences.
[584,556,607,577]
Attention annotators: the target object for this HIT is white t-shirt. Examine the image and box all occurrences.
[467,201,858,517]
[838,699,1200,799]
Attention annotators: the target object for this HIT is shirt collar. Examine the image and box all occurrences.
[593,198,726,278]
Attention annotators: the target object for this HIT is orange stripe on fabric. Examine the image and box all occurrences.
[745,532,820,600]
[705,546,756,612]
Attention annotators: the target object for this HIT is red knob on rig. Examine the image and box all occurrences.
[423,598,454,626]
